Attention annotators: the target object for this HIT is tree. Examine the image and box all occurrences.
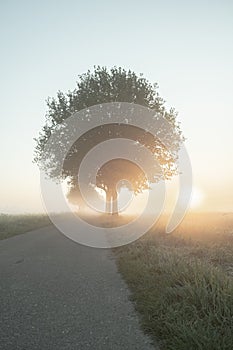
[96,158,148,215]
[34,66,183,215]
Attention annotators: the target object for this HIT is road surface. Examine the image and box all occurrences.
[0,225,156,349]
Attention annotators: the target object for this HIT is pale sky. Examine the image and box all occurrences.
[0,0,232,213]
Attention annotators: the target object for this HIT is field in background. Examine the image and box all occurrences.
[0,212,127,241]
[115,212,233,350]
[0,214,51,240]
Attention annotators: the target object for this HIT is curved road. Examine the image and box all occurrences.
[0,225,156,349]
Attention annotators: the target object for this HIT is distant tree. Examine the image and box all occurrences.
[34,66,183,215]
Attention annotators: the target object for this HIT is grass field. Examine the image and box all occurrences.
[2,211,233,348]
[115,212,233,350]
[0,214,51,240]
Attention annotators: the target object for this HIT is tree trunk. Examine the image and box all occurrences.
[105,190,112,214]
[112,189,118,216]
[105,188,118,215]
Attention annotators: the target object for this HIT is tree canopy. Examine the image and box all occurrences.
[34,66,183,213]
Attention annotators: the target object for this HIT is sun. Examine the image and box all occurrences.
[190,187,204,208]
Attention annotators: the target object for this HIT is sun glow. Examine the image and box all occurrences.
[190,187,204,209]
[95,186,106,199]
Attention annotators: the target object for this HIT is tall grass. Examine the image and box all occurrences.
[115,213,233,349]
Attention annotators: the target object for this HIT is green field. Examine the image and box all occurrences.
[0,214,51,240]
[115,213,233,350]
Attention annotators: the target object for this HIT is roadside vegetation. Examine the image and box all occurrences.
[115,213,233,350]
[0,214,51,240]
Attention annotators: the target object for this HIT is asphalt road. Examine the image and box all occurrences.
[0,225,155,350]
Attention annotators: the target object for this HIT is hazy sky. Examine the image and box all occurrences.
[0,0,232,213]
